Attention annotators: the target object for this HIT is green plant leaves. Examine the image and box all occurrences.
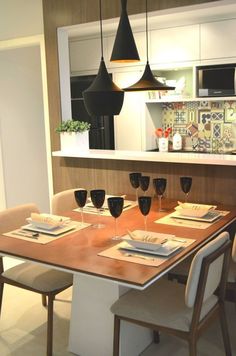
[55,120,91,133]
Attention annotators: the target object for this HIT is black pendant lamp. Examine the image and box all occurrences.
[124,0,175,92]
[110,0,140,63]
[83,0,124,116]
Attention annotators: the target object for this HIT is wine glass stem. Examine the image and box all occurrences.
[80,208,84,225]
[144,215,147,231]
[97,208,100,226]
[185,193,188,203]
[135,188,138,202]
[158,195,162,211]
[115,218,118,238]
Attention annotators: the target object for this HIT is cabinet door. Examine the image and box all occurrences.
[201,19,236,60]
[113,71,144,150]
[150,25,200,64]
[69,37,109,73]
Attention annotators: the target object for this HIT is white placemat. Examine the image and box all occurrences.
[98,237,195,267]
[155,210,229,229]
[3,221,91,244]
[74,199,137,216]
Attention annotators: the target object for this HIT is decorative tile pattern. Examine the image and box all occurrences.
[212,122,222,139]
[211,110,224,121]
[225,108,236,122]
[160,100,236,152]
[198,110,211,124]
[174,110,188,124]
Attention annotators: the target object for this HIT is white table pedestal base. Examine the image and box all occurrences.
[69,274,153,356]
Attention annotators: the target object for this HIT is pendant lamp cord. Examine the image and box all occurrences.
[146,0,149,63]
[99,0,104,60]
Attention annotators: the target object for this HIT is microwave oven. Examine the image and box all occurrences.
[196,63,236,97]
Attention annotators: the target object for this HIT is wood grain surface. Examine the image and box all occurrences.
[0,200,235,287]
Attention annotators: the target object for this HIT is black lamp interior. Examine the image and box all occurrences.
[123,0,175,92]
[83,0,124,117]
[110,0,140,63]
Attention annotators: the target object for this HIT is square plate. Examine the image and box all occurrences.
[122,230,175,251]
[172,210,222,222]
[119,239,183,257]
[21,223,77,236]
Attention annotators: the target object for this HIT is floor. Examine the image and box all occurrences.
[0,258,236,356]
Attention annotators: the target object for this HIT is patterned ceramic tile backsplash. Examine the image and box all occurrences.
[161,100,236,152]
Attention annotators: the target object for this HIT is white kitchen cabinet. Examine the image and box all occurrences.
[200,19,236,60]
[69,37,109,73]
[150,25,200,65]
[113,70,145,151]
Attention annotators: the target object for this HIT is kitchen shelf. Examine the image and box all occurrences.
[52,149,236,166]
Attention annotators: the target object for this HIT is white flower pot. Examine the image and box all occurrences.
[60,131,89,152]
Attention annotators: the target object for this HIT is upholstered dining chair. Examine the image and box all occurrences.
[111,231,232,356]
[0,203,73,356]
[51,188,82,215]
[168,234,236,302]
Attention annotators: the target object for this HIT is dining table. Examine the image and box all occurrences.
[0,199,236,356]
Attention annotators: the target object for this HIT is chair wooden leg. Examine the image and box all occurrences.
[189,337,197,356]
[42,294,47,307]
[0,282,4,317]
[219,304,232,356]
[47,294,54,356]
[153,330,160,344]
[113,315,120,356]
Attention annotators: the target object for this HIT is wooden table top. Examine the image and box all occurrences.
[0,200,236,289]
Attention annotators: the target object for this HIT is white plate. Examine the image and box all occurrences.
[172,210,222,222]
[175,203,217,218]
[26,217,70,231]
[122,230,175,251]
[120,240,183,257]
[22,223,76,236]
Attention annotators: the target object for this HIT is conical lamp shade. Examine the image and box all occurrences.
[83,58,124,116]
[110,0,140,63]
[123,62,175,91]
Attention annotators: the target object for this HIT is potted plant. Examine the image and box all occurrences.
[56,120,91,152]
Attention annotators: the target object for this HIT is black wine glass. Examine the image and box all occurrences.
[139,176,150,195]
[153,178,167,212]
[129,172,142,201]
[180,177,192,202]
[107,197,124,240]
[90,189,106,228]
[138,196,152,231]
[74,189,87,225]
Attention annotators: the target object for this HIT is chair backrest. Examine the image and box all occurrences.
[185,231,231,309]
[231,234,236,262]
[0,203,39,234]
[51,188,83,215]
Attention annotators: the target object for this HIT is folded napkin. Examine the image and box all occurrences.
[176,202,216,210]
[30,213,69,226]
[127,230,166,244]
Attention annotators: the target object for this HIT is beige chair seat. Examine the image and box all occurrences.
[111,278,218,332]
[2,262,73,292]
[0,203,74,356]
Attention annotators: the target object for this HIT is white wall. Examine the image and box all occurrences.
[0,45,50,211]
[0,1,52,212]
[0,0,43,40]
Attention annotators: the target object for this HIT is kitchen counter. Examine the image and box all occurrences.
[52,149,236,166]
